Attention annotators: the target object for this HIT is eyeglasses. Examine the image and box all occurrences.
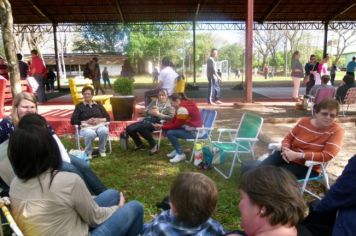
[319,112,337,118]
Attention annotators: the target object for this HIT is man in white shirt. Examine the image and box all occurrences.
[144,57,179,106]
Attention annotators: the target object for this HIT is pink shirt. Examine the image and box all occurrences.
[317,63,328,76]
[30,55,46,76]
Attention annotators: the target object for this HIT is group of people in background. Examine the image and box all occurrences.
[291,51,356,102]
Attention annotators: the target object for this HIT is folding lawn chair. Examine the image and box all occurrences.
[0,197,23,236]
[187,109,217,162]
[268,143,330,199]
[340,87,356,116]
[74,122,112,154]
[155,109,217,154]
[212,113,263,179]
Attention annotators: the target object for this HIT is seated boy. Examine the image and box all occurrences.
[142,172,225,235]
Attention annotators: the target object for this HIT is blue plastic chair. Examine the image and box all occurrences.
[187,109,217,162]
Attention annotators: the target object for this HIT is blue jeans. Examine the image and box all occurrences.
[61,155,107,195]
[166,129,195,155]
[33,74,47,102]
[91,189,144,236]
[208,77,220,103]
[259,151,319,179]
[80,125,109,154]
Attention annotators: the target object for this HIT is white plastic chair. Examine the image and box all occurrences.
[74,122,112,154]
[268,142,330,199]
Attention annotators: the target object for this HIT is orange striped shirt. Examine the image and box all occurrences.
[282,117,344,170]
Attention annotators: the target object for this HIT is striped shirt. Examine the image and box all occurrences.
[282,117,344,172]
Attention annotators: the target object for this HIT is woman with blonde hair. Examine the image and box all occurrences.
[291,51,304,100]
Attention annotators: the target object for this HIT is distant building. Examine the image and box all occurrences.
[25,53,127,77]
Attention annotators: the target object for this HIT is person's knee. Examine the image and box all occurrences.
[106,189,120,201]
[166,130,175,138]
[127,200,144,216]
[81,131,97,139]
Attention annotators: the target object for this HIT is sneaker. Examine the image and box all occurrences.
[166,150,176,158]
[215,100,223,104]
[99,152,107,157]
[169,153,186,163]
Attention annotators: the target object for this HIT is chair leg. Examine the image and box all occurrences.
[157,130,162,150]
[108,138,112,154]
[213,152,240,179]
[301,166,313,194]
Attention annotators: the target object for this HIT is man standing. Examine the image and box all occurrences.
[346,56,356,78]
[17,53,28,80]
[207,48,222,105]
[144,57,178,106]
[304,54,318,95]
[30,49,47,102]
[89,57,105,95]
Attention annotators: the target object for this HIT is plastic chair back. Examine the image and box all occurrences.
[314,87,336,104]
[200,109,217,137]
[344,87,356,105]
[237,113,263,139]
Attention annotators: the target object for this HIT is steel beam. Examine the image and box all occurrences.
[12,21,356,33]
[245,0,253,103]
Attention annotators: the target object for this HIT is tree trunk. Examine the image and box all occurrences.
[0,0,21,96]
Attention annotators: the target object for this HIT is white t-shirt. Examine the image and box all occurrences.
[159,66,179,96]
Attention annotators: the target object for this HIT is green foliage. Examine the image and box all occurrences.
[73,24,126,53]
[219,43,244,69]
[112,76,134,95]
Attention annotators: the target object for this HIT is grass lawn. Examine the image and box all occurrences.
[61,137,242,231]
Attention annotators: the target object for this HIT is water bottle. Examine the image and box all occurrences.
[193,143,204,166]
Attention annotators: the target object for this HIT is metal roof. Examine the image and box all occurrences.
[8,0,356,24]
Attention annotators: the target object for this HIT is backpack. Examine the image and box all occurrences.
[83,63,91,78]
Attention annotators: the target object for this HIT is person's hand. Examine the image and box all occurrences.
[149,109,160,116]
[282,147,302,162]
[86,118,96,125]
[118,192,125,208]
[153,123,162,130]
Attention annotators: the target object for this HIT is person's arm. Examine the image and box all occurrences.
[158,105,175,120]
[315,155,356,212]
[97,104,110,122]
[0,118,14,144]
[281,120,301,149]
[52,134,71,163]
[71,175,118,226]
[303,127,344,162]
[162,107,189,130]
[70,105,81,125]
[144,101,156,117]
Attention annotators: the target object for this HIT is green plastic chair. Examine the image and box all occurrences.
[212,113,264,179]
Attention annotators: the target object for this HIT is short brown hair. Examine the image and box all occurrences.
[169,172,218,227]
[81,85,94,95]
[315,98,340,113]
[321,75,330,84]
[240,166,307,227]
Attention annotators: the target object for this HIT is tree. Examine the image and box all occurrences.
[0,0,21,95]
[73,24,126,53]
[331,29,356,66]
[218,43,244,70]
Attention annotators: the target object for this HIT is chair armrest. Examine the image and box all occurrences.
[196,127,214,131]
[268,143,281,151]
[305,161,326,167]
[217,128,237,133]
[235,137,259,142]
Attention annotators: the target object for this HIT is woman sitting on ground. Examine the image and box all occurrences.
[153,93,202,163]
[228,166,309,236]
[127,88,175,155]
[71,86,110,159]
[8,124,143,236]
[0,92,107,196]
[260,99,344,179]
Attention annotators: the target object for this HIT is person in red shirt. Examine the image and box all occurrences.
[30,49,47,102]
[154,94,203,163]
